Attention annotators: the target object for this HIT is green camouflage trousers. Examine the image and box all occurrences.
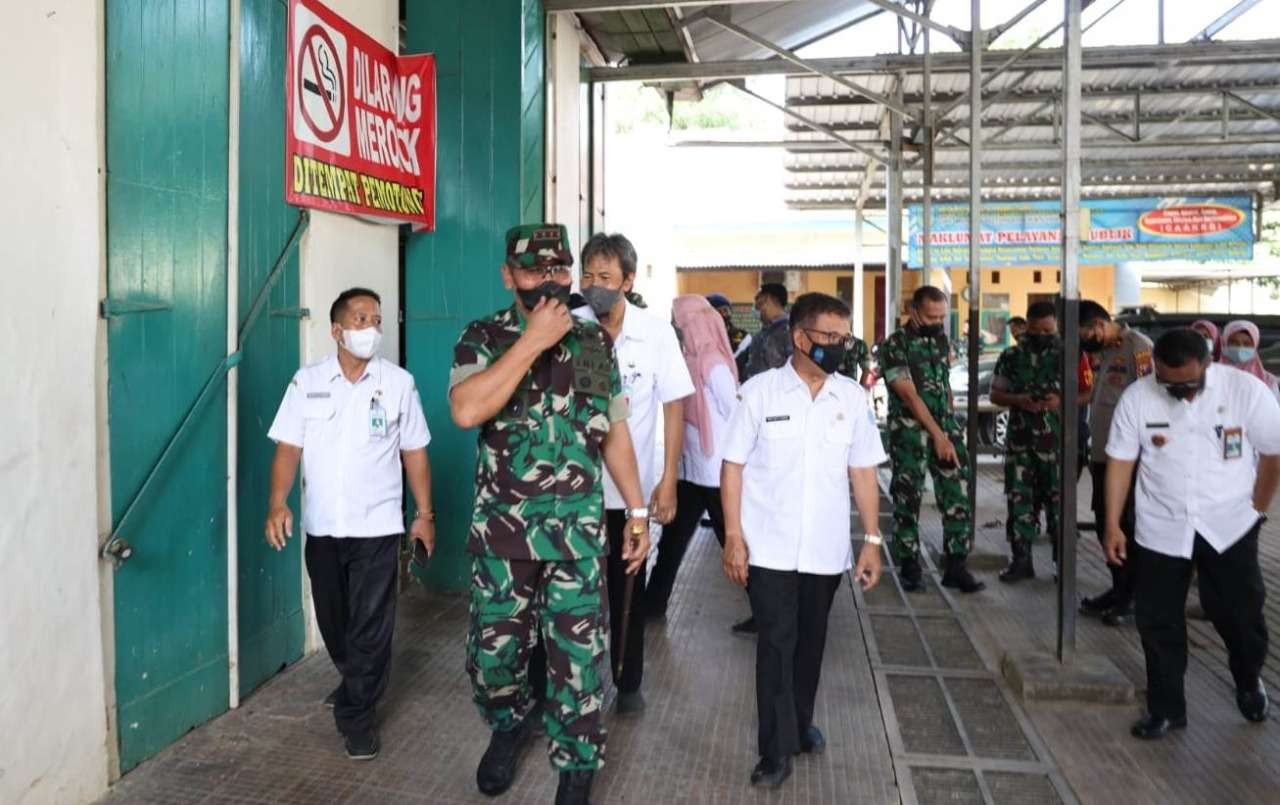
[888,419,972,560]
[467,555,608,771]
[1004,448,1060,549]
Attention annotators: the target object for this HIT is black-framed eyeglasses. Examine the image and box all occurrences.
[513,264,573,280]
[802,328,854,349]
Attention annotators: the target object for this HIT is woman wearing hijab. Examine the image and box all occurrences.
[646,295,742,620]
[1191,319,1223,363]
[1222,320,1280,401]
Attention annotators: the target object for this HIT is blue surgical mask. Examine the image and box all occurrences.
[1225,345,1257,364]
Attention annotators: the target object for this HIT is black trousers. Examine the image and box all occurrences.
[1090,461,1137,603]
[529,510,646,696]
[646,481,727,616]
[747,566,842,760]
[304,534,400,736]
[1135,524,1268,719]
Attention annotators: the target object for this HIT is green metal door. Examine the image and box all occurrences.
[105,0,231,771]
[236,0,306,696]
[402,0,545,591]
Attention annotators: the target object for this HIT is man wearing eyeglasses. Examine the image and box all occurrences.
[448,224,651,805]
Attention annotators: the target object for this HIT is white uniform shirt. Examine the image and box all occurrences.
[574,302,695,509]
[722,361,888,574]
[268,355,431,538]
[1106,363,1280,558]
[679,363,739,488]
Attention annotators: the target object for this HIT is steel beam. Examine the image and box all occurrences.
[1225,91,1280,126]
[707,17,919,121]
[546,0,779,10]
[863,0,970,47]
[586,39,1280,82]
[987,0,1050,44]
[922,1,935,286]
[787,105,1280,134]
[888,80,904,341]
[1190,0,1262,43]
[1058,0,1082,665]
[671,135,1280,152]
[788,82,1280,108]
[731,84,888,165]
[966,0,982,563]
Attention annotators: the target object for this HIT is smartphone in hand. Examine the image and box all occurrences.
[410,537,430,571]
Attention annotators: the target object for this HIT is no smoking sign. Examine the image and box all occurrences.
[292,4,350,156]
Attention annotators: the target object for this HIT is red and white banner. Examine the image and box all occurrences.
[285,0,436,229]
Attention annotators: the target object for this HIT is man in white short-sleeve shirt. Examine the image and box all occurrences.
[1104,328,1280,740]
[720,293,887,790]
[265,288,433,761]
[569,232,693,712]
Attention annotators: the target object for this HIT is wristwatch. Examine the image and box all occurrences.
[625,507,650,520]
[864,533,884,546]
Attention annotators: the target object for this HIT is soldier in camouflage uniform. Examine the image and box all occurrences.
[838,335,873,386]
[881,286,985,593]
[990,302,1062,583]
[449,224,652,805]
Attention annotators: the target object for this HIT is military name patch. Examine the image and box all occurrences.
[765,415,791,423]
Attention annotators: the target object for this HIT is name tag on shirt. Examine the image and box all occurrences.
[306,391,331,399]
[1223,426,1243,460]
[370,398,388,438]
[765,415,791,423]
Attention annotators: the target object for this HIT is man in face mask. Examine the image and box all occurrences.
[720,292,885,789]
[990,302,1064,583]
[264,288,434,761]
[1077,299,1153,626]
[744,283,793,382]
[880,285,984,594]
[567,232,693,713]
[448,223,652,805]
[1103,328,1280,739]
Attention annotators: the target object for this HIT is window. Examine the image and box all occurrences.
[1056,270,1061,283]
[1033,270,1042,283]
[761,270,786,286]
[992,270,1001,284]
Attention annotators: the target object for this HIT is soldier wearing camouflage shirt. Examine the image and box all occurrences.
[837,335,874,386]
[990,302,1063,583]
[881,286,984,594]
[449,224,651,805]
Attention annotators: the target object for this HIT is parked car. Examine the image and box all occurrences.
[951,357,1008,449]
[1116,307,1280,376]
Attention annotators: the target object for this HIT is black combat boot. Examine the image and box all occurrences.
[476,718,532,796]
[998,543,1035,584]
[556,770,595,804]
[941,554,986,593]
[898,555,924,592]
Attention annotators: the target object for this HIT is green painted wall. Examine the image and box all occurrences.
[236,0,305,696]
[105,0,230,772]
[402,0,545,591]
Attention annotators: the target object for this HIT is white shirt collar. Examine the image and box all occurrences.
[326,353,380,385]
[573,299,647,343]
[781,358,838,401]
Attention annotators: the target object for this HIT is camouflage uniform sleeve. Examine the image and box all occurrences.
[449,321,494,391]
[880,333,910,384]
[856,338,871,374]
[606,343,630,424]
[991,347,1014,392]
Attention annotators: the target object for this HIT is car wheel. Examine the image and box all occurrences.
[993,409,1009,449]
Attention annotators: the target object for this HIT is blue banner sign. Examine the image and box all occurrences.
[907,196,1254,267]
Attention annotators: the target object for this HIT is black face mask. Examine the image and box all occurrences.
[1080,337,1106,353]
[1022,333,1059,352]
[517,281,571,311]
[915,322,944,338]
[1159,376,1204,401]
[805,342,846,375]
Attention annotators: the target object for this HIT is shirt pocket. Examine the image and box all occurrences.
[302,397,334,439]
[759,416,799,467]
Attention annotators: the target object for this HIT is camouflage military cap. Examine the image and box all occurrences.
[505,223,575,270]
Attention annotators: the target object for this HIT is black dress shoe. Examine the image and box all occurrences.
[899,556,924,592]
[1080,591,1116,617]
[476,719,532,796]
[1101,602,1134,627]
[998,552,1035,584]
[750,756,793,788]
[555,770,594,805]
[941,555,986,593]
[344,731,380,760]
[324,685,341,708]
[799,726,826,754]
[616,691,646,714]
[731,616,758,635]
[1130,713,1187,739]
[1238,682,1269,723]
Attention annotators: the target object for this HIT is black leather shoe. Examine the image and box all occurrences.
[1101,602,1134,627]
[1238,682,1269,723]
[324,685,340,708]
[1130,713,1187,740]
[344,731,380,761]
[476,719,532,796]
[998,551,1035,584]
[941,555,986,593]
[750,756,793,788]
[616,691,646,714]
[731,616,758,635]
[799,726,826,754]
[1080,591,1116,618]
[555,770,594,805]
[899,556,924,592]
